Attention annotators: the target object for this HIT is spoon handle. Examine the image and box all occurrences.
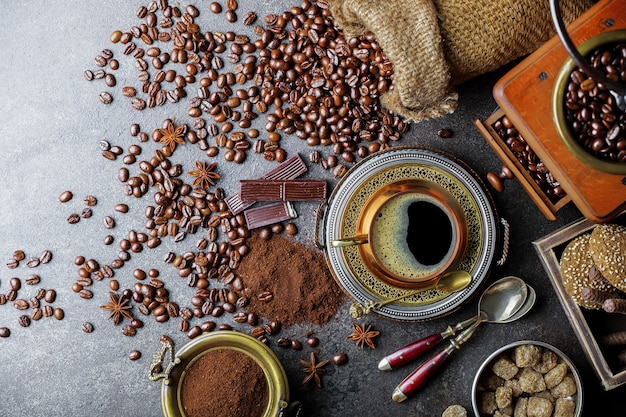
[378,333,445,371]
[378,316,477,371]
[391,320,481,402]
[391,345,454,402]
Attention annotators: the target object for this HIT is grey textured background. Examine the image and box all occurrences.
[0,0,624,416]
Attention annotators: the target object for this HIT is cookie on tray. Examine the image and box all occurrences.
[589,223,626,292]
[559,234,616,309]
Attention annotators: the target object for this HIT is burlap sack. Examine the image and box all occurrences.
[329,0,594,122]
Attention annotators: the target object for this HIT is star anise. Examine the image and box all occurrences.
[298,352,330,388]
[100,291,133,326]
[347,322,380,349]
[188,161,221,189]
[157,123,185,151]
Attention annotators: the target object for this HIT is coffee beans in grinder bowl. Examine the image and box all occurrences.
[551,0,626,175]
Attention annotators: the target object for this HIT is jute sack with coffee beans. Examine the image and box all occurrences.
[329,0,594,122]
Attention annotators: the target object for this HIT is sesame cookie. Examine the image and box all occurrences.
[589,223,626,292]
[559,234,616,309]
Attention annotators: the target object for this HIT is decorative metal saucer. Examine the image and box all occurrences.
[319,146,499,321]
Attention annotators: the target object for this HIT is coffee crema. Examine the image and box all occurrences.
[369,194,455,279]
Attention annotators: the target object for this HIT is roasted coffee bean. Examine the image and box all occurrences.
[52,308,64,320]
[437,128,454,138]
[99,91,113,104]
[128,350,142,361]
[9,277,21,291]
[79,289,93,299]
[25,275,40,285]
[68,213,80,224]
[26,257,40,268]
[40,250,52,264]
[103,216,116,229]
[307,336,320,347]
[82,322,94,333]
[81,208,93,218]
[332,352,348,366]
[258,291,273,302]
[122,325,136,337]
[290,339,303,351]
[59,190,73,202]
[18,315,31,328]
[42,305,53,317]
[83,195,98,206]
[5,289,17,302]
[13,299,29,311]
[0,327,10,338]
[30,307,43,321]
[187,325,202,339]
[44,289,56,303]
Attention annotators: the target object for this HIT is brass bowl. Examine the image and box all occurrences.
[354,179,468,289]
[158,331,291,417]
[552,29,626,175]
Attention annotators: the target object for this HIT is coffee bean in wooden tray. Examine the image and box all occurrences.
[474,109,572,221]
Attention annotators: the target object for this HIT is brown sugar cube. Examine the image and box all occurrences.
[534,389,555,404]
[544,363,568,389]
[442,404,467,417]
[494,410,512,417]
[550,374,577,398]
[483,372,506,391]
[532,349,559,374]
[505,378,523,398]
[526,396,553,417]
[495,386,513,409]
[513,345,542,368]
[478,392,498,415]
[513,397,528,417]
[518,368,546,393]
[554,398,576,417]
[492,356,520,380]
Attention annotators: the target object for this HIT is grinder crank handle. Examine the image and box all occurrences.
[378,316,478,371]
[391,319,481,402]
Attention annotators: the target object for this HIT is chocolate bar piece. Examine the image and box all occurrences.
[243,202,297,229]
[225,154,307,214]
[240,179,327,202]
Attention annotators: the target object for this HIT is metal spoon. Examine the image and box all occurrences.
[389,276,529,402]
[349,270,472,319]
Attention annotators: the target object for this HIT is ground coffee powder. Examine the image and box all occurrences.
[238,233,345,327]
[181,348,268,417]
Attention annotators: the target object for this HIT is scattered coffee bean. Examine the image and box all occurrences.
[332,352,348,366]
[26,257,40,268]
[437,128,454,139]
[82,322,94,333]
[40,250,52,264]
[53,308,64,320]
[67,213,80,224]
[0,327,10,338]
[103,216,116,229]
[84,195,98,206]
[99,91,113,104]
[306,336,320,347]
[128,350,142,361]
[59,191,73,203]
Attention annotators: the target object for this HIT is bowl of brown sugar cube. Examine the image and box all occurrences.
[472,341,583,417]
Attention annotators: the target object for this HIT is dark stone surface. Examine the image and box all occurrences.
[0,1,624,416]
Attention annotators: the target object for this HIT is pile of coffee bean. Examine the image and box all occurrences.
[73,0,409,367]
[491,115,566,203]
[1,250,63,338]
[83,0,409,178]
[563,42,626,163]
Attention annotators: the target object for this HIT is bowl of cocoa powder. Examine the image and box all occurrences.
[158,331,293,417]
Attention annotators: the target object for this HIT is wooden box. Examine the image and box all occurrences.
[534,215,626,390]
[475,0,626,223]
